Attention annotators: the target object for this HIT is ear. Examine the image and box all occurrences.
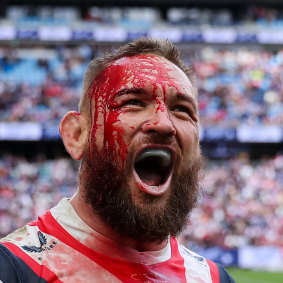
[59,111,88,160]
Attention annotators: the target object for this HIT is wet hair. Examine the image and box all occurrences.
[79,37,197,115]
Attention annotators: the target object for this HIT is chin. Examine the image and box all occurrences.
[80,142,202,243]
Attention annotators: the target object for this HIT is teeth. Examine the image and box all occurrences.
[135,149,172,167]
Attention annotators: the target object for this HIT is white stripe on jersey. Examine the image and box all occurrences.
[178,242,213,283]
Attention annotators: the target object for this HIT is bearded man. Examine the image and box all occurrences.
[0,38,235,282]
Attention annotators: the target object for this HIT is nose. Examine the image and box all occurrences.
[141,108,176,137]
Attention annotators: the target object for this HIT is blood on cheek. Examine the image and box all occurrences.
[86,55,182,165]
[87,64,138,166]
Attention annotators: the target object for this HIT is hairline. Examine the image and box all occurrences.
[79,39,197,117]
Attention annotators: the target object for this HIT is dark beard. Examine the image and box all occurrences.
[79,145,202,243]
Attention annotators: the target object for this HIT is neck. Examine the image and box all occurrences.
[69,190,168,252]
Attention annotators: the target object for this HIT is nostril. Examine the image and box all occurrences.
[168,129,176,137]
[142,121,176,136]
[147,129,157,134]
[164,129,176,139]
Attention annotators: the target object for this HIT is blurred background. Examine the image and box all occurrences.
[0,0,282,281]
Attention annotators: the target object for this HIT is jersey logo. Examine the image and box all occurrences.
[22,231,57,253]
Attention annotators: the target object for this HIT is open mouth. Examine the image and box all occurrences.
[134,148,173,187]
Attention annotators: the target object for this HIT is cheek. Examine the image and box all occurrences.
[104,111,134,167]
[179,125,199,154]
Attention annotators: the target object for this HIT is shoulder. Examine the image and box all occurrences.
[1,224,43,251]
[216,264,236,283]
[0,224,50,283]
[0,243,48,283]
[177,242,236,283]
[206,259,236,283]
[0,243,24,282]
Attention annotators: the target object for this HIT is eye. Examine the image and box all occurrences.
[109,97,147,110]
[172,105,191,115]
[171,105,198,121]
[121,99,145,107]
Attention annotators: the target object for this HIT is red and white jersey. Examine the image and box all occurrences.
[0,198,235,283]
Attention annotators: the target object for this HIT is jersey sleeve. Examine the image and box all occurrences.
[207,258,236,283]
[0,244,24,283]
[0,244,47,283]
[217,264,236,283]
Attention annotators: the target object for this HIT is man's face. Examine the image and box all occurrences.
[88,54,200,196]
[80,54,202,242]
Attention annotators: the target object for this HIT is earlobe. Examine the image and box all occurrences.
[59,111,88,160]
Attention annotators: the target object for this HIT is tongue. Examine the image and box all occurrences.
[138,170,162,186]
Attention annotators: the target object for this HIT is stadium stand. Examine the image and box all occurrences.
[0,46,282,135]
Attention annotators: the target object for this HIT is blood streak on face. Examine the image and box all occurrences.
[86,54,196,170]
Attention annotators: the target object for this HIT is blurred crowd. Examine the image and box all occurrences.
[0,45,92,125]
[4,5,283,27]
[192,47,283,127]
[0,153,282,249]
[0,45,282,127]
[183,153,283,249]
[0,155,78,236]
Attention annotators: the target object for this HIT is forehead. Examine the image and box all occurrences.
[104,54,193,95]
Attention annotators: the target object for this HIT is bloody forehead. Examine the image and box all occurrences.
[87,54,189,104]
[86,54,192,163]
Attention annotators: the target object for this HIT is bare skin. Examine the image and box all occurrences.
[60,54,200,252]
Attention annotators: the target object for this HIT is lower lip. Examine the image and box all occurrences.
[133,170,172,196]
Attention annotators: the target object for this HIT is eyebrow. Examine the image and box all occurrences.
[176,92,198,112]
[114,88,198,112]
[115,88,143,96]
